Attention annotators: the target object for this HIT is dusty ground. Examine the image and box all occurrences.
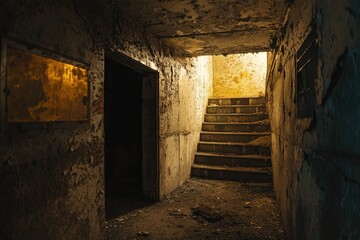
[106,178,285,240]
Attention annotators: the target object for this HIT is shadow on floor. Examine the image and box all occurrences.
[241,182,274,195]
[105,193,154,220]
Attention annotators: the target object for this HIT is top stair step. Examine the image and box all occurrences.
[208,97,266,106]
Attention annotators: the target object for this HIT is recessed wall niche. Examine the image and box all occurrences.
[2,40,89,122]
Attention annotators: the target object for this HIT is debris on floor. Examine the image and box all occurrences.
[138,231,150,236]
[192,204,223,222]
[106,178,285,240]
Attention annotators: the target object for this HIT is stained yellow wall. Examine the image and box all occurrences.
[212,52,267,98]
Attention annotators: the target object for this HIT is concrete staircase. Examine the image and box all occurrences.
[191,97,272,182]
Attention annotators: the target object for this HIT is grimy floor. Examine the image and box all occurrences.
[106,178,285,240]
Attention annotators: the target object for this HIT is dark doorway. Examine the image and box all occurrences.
[104,55,159,220]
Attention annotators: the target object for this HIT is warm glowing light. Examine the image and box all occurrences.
[6,47,88,122]
[212,52,267,98]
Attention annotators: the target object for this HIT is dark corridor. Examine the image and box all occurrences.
[104,57,146,219]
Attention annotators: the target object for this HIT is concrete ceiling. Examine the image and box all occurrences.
[115,0,287,56]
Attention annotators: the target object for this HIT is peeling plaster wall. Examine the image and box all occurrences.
[213,53,266,98]
[0,0,212,239]
[159,56,212,195]
[0,1,104,239]
[162,56,213,193]
[266,0,360,239]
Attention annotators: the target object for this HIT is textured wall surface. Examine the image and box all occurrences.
[110,0,287,56]
[0,2,105,239]
[0,0,212,239]
[266,0,360,239]
[213,53,267,98]
[161,56,213,193]
[158,56,212,195]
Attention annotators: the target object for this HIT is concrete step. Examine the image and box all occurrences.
[202,122,269,132]
[200,131,270,143]
[208,97,266,106]
[197,141,271,155]
[204,113,268,123]
[191,164,272,182]
[206,105,267,114]
[194,152,271,167]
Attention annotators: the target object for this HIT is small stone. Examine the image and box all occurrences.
[169,209,183,216]
[244,202,251,208]
[138,231,150,236]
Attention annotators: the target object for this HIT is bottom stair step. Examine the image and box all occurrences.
[191,164,272,182]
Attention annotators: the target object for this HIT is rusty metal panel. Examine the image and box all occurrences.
[6,47,88,122]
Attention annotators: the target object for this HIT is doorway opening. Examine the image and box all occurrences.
[104,53,159,220]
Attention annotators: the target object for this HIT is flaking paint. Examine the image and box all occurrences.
[213,53,267,98]
[0,0,213,239]
[267,0,360,239]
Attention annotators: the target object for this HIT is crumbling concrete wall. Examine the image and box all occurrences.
[0,0,212,239]
[102,4,213,199]
[267,0,360,239]
[162,56,213,193]
[157,55,212,195]
[213,53,267,98]
[0,1,105,239]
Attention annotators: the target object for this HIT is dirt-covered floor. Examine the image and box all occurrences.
[105,178,285,240]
